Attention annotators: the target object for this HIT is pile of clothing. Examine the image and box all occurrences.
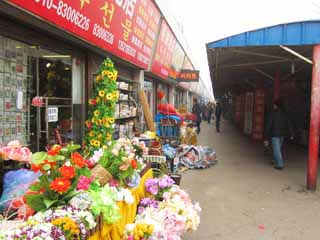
[173,145,217,169]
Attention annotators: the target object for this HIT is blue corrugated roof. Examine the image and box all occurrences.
[207,21,320,48]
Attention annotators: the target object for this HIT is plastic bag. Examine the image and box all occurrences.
[0,169,40,212]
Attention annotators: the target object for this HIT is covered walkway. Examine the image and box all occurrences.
[182,121,320,240]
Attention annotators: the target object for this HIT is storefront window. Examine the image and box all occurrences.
[0,35,82,151]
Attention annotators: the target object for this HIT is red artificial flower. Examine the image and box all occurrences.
[131,159,138,169]
[89,99,97,106]
[71,152,86,168]
[85,159,95,169]
[31,164,41,172]
[11,196,26,209]
[44,159,57,168]
[48,145,62,156]
[50,178,71,194]
[59,165,76,179]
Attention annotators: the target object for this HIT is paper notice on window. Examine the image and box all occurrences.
[16,90,23,110]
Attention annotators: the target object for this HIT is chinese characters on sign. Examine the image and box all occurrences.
[8,0,161,69]
[176,69,199,82]
[151,20,177,79]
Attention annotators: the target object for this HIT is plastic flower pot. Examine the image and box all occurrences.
[170,174,182,186]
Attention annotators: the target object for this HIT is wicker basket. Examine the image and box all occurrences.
[91,164,113,186]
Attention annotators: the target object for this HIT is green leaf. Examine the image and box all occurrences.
[32,152,48,165]
[42,164,51,171]
[77,167,91,177]
[43,199,58,208]
[25,194,46,212]
[29,182,42,191]
[61,190,79,202]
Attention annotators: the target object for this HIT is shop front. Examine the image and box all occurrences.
[0,14,85,152]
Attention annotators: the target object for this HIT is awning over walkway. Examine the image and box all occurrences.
[206,21,320,98]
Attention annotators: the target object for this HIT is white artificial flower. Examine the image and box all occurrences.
[126,223,135,232]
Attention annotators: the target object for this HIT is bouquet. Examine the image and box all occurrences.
[24,144,91,212]
[97,138,143,186]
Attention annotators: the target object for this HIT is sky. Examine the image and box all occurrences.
[155,0,320,100]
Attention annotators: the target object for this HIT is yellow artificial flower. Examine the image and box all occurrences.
[90,139,95,146]
[104,122,110,128]
[52,217,80,235]
[94,140,101,147]
[91,118,95,124]
[106,133,112,141]
[102,70,108,77]
[94,110,100,117]
[109,117,115,124]
[112,91,119,99]
[111,70,118,81]
[107,71,114,79]
[102,145,108,150]
[106,93,113,100]
[98,90,105,97]
[95,75,102,82]
[98,133,102,140]
[89,131,95,137]
[97,119,103,125]
[96,97,101,103]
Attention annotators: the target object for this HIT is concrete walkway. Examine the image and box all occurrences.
[182,120,320,240]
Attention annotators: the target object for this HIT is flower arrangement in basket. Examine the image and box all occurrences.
[24,144,91,212]
[0,140,32,167]
[83,58,119,157]
[93,138,143,187]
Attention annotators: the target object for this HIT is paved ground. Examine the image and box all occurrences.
[182,120,320,240]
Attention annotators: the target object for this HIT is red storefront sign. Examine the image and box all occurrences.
[7,0,161,69]
[176,69,199,82]
[151,20,177,79]
[178,57,194,89]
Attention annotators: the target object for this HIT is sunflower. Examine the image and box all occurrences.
[96,119,103,125]
[104,122,110,128]
[109,117,115,124]
[107,71,114,79]
[89,131,95,137]
[94,110,100,117]
[98,90,105,97]
[106,93,113,100]
[93,140,101,147]
[102,70,108,77]
[106,133,112,141]
[91,118,95,123]
[90,139,95,146]
[111,70,118,81]
[112,91,119,99]
[95,75,102,82]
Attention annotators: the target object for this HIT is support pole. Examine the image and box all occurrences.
[273,68,280,101]
[307,45,320,190]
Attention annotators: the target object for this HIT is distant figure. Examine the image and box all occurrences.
[207,102,213,124]
[264,99,294,170]
[202,104,208,121]
[192,99,202,134]
[215,101,222,132]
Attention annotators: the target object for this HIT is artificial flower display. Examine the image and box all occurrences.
[124,222,154,240]
[128,176,201,240]
[24,144,91,212]
[0,140,31,162]
[0,205,96,240]
[84,58,119,157]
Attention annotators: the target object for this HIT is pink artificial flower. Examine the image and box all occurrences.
[109,179,120,187]
[77,176,93,191]
[127,236,134,240]
[7,140,22,148]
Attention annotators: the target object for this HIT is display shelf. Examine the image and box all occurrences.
[118,88,136,93]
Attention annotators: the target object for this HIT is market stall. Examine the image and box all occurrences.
[0,59,201,240]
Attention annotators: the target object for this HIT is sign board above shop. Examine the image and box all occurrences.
[7,0,161,69]
[176,69,199,82]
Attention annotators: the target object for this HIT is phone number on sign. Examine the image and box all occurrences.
[35,0,90,31]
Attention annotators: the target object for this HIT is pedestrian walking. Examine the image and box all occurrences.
[215,101,222,132]
[192,99,202,134]
[264,99,294,170]
[207,102,213,124]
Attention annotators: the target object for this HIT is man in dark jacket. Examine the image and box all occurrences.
[264,99,294,170]
[192,99,202,134]
[215,101,222,132]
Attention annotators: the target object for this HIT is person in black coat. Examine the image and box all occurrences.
[264,99,294,170]
[215,102,222,132]
[192,99,202,134]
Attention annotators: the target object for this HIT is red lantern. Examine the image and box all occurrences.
[157,91,165,100]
